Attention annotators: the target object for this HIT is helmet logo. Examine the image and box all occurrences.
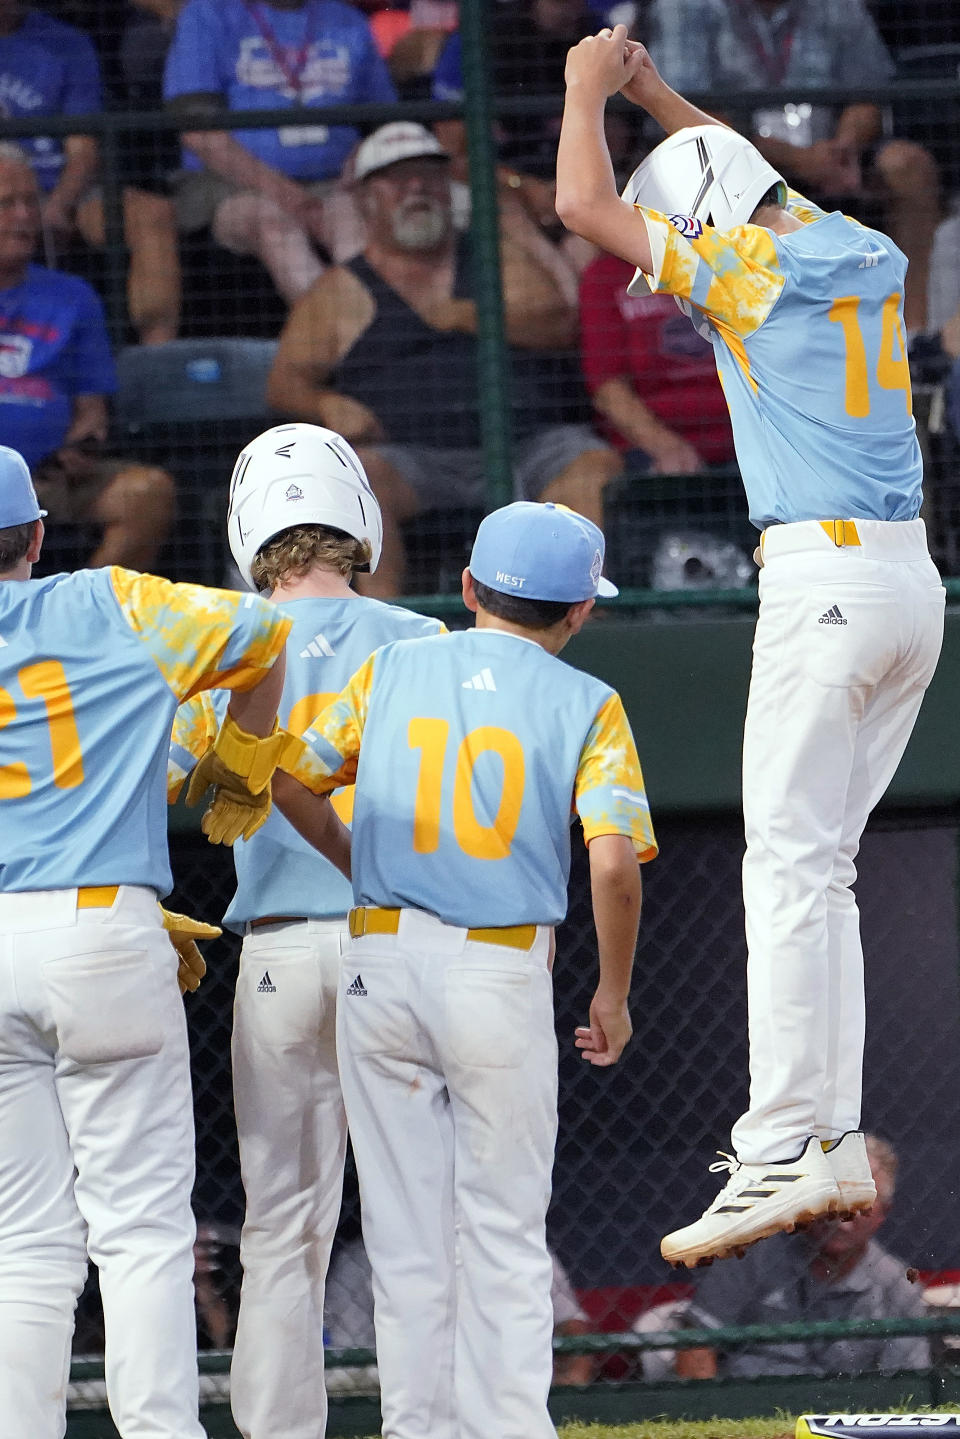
[285,484,304,501]
[667,214,703,239]
[275,442,295,458]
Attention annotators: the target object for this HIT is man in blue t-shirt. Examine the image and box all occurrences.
[0,2,180,345]
[0,1,100,210]
[0,147,175,568]
[163,0,397,304]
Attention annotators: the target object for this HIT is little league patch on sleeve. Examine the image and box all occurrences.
[668,213,704,239]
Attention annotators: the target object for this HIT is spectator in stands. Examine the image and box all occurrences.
[163,0,396,306]
[927,208,960,342]
[363,0,457,102]
[579,251,735,473]
[266,121,623,596]
[193,1222,241,1351]
[656,1135,930,1380]
[325,1235,595,1386]
[0,0,180,344]
[431,0,640,266]
[71,1218,242,1356]
[917,202,960,447]
[648,0,941,332]
[0,145,175,569]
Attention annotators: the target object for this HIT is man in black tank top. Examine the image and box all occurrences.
[266,121,623,596]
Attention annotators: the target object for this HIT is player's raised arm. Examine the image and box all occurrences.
[556,27,654,272]
[618,39,727,135]
[557,30,728,272]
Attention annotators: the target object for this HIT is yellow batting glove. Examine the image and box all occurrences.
[199,713,289,796]
[186,714,291,846]
[159,906,222,996]
[201,774,272,846]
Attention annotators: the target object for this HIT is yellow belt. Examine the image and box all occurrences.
[348,906,537,952]
[819,519,861,547]
[760,519,861,566]
[77,885,120,908]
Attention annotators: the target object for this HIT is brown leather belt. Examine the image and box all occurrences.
[348,906,537,952]
[249,915,310,929]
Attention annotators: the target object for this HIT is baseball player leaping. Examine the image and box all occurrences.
[272,500,657,1439]
[557,31,945,1268]
[0,446,292,1439]
[168,423,444,1439]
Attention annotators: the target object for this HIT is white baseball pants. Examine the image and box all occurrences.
[230,919,347,1439]
[0,885,204,1439]
[732,519,944,1163]
[337,908,559,1439]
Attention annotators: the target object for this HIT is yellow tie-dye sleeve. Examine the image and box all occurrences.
[293,653,376,796]
[786,187,864,230]
[636,205,785,340]
[110,568,291,702]
[575,693,657,862]
[167,693,218,801]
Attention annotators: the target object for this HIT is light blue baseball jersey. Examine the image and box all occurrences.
[169,595,445,930]
[292,628,657,928]
[0,567,289,894]
[636,192,922,528]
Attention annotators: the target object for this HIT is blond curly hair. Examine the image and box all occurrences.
[251,525,371,590]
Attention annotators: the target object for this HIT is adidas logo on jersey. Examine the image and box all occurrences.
[346,973,367,996]
[462,667,496,691]
[257,970,277,993]
[300,632,335,658]
[819,605,847,625]
[858,249,883,269]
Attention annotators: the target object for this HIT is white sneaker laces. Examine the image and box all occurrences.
[703,1152,743,1213]
[708,1151,739,1177]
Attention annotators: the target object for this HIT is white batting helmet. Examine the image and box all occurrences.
[227,423,383,588]
[622,125,786,293]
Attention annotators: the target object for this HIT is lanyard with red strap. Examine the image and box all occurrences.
[729,0,799,87]
[243,1,321,99]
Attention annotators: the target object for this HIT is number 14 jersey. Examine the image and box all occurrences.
[634,190,922,528]
[294,627,657,929]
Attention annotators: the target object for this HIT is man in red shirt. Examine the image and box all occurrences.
[580,250,735,472]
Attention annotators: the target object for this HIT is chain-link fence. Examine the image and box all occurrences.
[63,808,960,1411]
[4,0,958,1423]
[4,2,960,600]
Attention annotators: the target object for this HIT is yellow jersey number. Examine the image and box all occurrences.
[0,660,85,798]
[408,718,525,860]
[828,291,911,419]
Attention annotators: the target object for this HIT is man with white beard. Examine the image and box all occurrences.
[266,121,623,597]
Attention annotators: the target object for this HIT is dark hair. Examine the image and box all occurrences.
[472,578,574,631]
[750,183,785,218]
[0,519,37,571]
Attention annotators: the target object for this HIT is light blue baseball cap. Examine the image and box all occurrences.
[469,501,618,602]
[0,445,46,528]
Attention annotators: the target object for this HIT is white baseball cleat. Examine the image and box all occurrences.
[822,1131,876,1220]
[660,1136,842,1269]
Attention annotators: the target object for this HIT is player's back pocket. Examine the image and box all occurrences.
[42,950,166,1066]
